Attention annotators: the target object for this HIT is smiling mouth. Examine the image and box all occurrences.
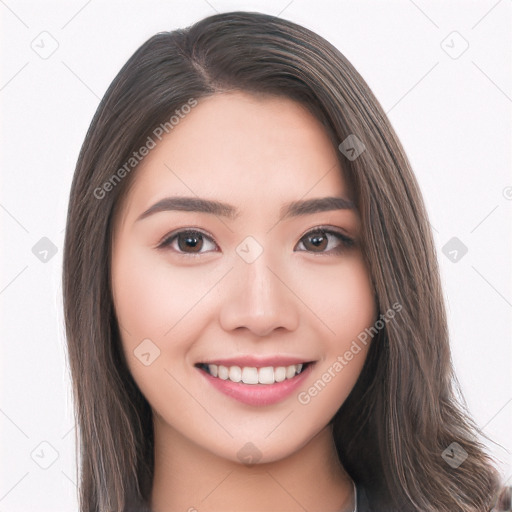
[194,361,314,385]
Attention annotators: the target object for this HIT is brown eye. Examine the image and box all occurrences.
[158,226,354,257]
[177,232,203,252]
[296,228,354,254]
[158,230,218,255]
[303,231,328,251]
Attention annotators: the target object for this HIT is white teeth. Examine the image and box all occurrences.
[274,366,286,382]
[204,363,306,384]
[218,365,229,380]
[242,367,259,384]
[229,366,242,382]
[285,365,296,379]
[258,366,274,385]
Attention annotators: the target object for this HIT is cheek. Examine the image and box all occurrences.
[334,260,376,339]
[112,251,169,342]
[112,244,205,342]
[296,254,376,341]
[292,255,376,405]
[111,243,202,405]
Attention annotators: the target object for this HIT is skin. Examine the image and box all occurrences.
[111,91,377,512]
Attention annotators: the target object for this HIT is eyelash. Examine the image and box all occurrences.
[157,226,355,257]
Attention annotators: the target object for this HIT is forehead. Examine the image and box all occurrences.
[118,91,351,223]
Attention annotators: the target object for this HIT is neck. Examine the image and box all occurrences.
[150,418,355,512]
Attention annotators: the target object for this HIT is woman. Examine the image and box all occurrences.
[62,11,506,511]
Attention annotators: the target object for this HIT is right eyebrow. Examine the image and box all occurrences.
[136,195,356,222]
[136,196,239,221]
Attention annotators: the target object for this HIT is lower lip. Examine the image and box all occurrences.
[197,363,314,406]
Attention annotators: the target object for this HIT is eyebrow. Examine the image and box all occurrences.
[136,195,355,222]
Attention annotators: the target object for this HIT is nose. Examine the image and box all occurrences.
[219,254,300,337]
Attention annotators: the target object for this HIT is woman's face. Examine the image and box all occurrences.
[111,91,377,464]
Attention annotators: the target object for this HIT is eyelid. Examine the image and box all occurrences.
[156,225,355,254]
[296,225,356,253]
[156,227,218,252]
[298,224,353,242]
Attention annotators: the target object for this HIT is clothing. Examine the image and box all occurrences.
[337,479,369,512]
[354,480,371,511]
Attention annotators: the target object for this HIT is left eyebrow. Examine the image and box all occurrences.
[136,195,355,222]
[280,196,355,220]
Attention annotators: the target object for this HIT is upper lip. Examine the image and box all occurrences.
[197,356,315,368]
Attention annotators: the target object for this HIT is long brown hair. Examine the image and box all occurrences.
[63,11,506,511]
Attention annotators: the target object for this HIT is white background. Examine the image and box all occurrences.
[1,1,511,510]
